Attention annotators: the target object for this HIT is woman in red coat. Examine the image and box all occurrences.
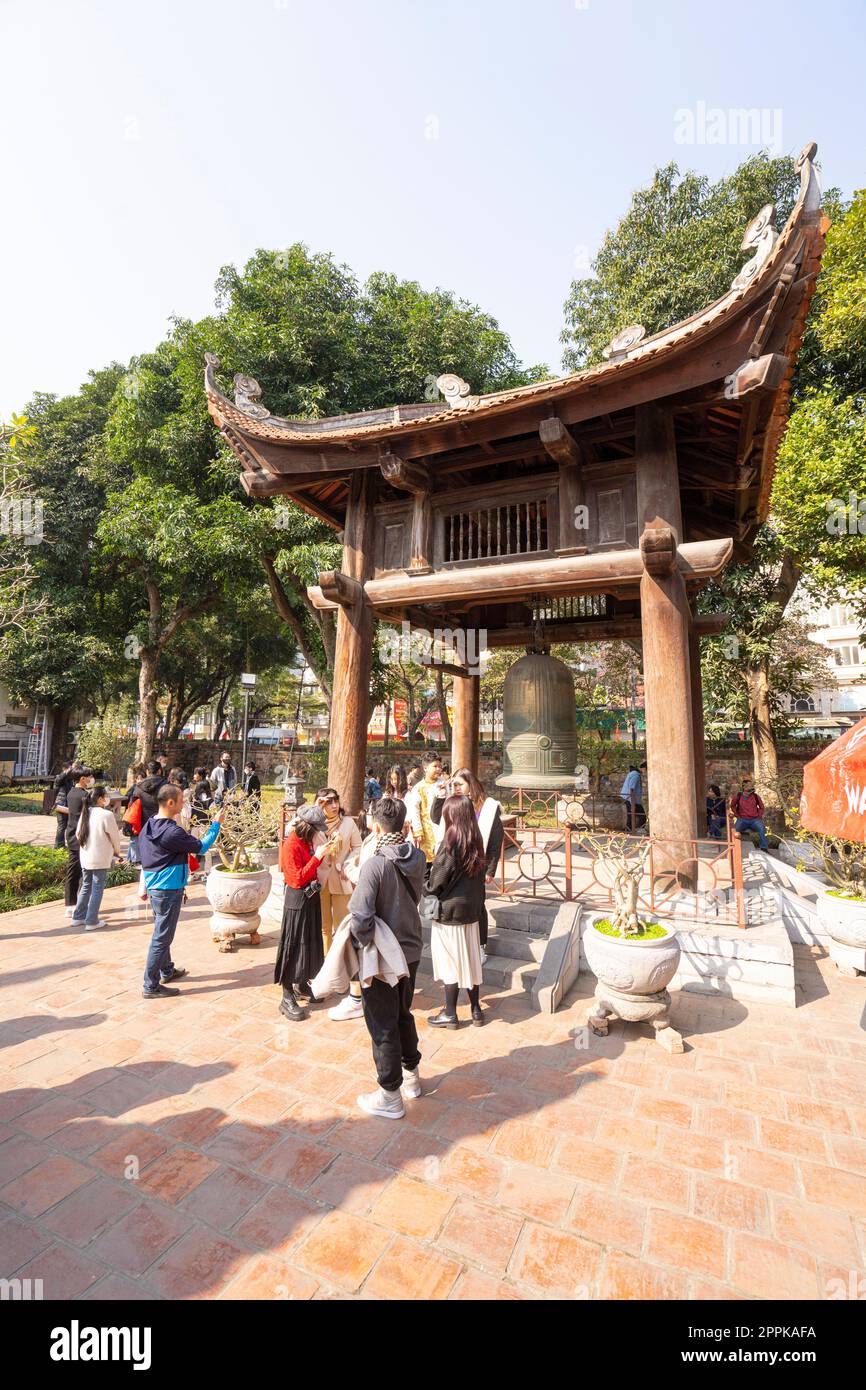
[274,803,331,1021]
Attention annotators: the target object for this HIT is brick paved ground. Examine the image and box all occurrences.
[1,881,864,1300]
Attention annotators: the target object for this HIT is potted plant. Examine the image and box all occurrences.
[205,791,280,952]
[580,832,683,1051]
[812,834,866,976]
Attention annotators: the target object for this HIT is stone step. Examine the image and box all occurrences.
[417,944,538,994]
[485,925,548,963]
[486,900,561,934]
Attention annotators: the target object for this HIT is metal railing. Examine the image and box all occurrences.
[490,816,748,928]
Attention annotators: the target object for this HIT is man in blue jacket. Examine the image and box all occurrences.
[138,782,223,999]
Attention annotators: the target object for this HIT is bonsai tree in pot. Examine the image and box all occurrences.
[579,831,683,1052]
[206,791,280,951]
[811,833,866,976]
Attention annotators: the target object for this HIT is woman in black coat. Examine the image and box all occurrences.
[425,795,487,1028]
[431,768,503,959]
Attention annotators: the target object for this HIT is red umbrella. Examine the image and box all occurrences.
[800,717,866,841]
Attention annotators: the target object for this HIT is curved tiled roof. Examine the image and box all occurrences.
[205,142,824,456]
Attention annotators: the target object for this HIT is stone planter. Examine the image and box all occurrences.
[205,865,272,952]
[817,889,866,977]
[582,914,683,1051]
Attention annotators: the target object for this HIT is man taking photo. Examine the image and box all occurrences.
[138,783,223,999]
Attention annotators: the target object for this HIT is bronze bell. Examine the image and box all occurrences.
[496,652,579,790]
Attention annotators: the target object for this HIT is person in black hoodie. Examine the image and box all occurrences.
[348,796,426,1120]
[425,793,487,1029]
[126,760,169,830]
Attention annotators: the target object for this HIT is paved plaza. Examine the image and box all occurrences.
[1,880,865,1301]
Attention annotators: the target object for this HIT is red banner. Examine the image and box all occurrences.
[800,717,866,842]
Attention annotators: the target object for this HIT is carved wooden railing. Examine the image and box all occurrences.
[442,497,549,563]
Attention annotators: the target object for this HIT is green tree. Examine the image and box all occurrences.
[561,153,800,370]
[0,371,131,763]
[774,189,866,623]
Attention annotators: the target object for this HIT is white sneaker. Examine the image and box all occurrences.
[329,994,364,1021]
[357,1086,404,1120]
[64,906,76,918]
[401,1066,421,1099]
[84,920,108,931]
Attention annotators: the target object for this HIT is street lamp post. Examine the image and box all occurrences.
[240,672,257,774]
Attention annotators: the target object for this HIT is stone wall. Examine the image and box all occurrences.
[152,736,829,797]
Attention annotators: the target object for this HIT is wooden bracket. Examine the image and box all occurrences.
[317,570,363,607]
[727,352,789,399]
[379,452,430,495]
[539,416,583,467]
[639,525,677,575]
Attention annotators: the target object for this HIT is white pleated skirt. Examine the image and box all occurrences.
[430,920,483,988]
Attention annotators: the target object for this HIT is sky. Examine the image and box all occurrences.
[1,0,864,420]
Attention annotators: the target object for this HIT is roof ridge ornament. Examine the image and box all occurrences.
[436,373,479,410]
[602,324,646,361]
[795,139,822,213]
[233,372,271,420]
[731,204,778,291]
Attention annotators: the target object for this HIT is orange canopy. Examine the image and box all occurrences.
[800,717,866,842]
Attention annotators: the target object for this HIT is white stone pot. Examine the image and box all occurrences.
[816,889,866,948]
[206,865,272,916]
[205,866,272,951]
[583,916,681,996]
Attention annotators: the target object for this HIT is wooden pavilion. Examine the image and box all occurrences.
[206,142,826,849]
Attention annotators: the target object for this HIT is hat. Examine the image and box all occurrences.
[294,804,326,832]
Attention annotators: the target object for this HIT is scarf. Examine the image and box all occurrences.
[374,832,405,854]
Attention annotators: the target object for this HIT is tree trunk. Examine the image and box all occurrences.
[136,648,160,764]
[49,705,70,771]
[747,659,783,830]
[260,553,333,706]
[435,670,452,743]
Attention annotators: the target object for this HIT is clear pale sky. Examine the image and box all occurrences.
[1,0,864,420]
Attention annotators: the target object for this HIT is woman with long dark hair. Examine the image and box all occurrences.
[425,794,487,1028]
[274,804,336,1021]
[384,764,408,801]
[432,767,503,963]
[73,785,125,930]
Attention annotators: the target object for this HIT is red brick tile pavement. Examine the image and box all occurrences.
[1,882,865,1299]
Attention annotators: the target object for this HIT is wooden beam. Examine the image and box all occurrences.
[349,539,734,610]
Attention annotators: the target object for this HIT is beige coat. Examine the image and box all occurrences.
[316,813,362,894]
[79,806,125,870]
[309,915,409,997]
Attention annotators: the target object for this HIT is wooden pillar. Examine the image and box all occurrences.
[689,626,707,835]
[635,404,697,851]
[451,672,480,775]
[327,471,375,815]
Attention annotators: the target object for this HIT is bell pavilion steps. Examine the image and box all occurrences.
[417,899,559,996]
